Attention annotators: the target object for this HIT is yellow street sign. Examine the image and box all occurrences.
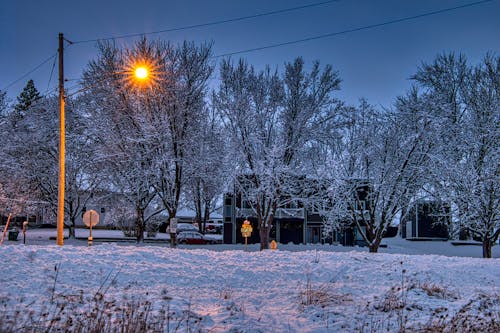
[241,220,253,238]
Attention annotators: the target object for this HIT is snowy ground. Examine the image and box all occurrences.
[1,229,499,332]
[11,228,500,258]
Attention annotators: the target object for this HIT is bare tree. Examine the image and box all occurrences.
[150,41,213,234]
[81,39,164,242]
[412,53,499,258]
[183,106,228,233]
[0,94,98,237]
[81,39,212,242]
[214,57,341,250]
[0,90,8,116]
[321,99,433,252]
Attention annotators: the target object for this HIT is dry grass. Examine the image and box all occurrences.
[299,269,353,309]
[0,265,205,333]
[0,292,209,333]
[416,293,500,333]
[300,285,354,309]
[418,282,458,300]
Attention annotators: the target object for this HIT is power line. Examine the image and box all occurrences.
[71,0,342,44]
[66,0,495,94]
[45,55,58,95]
[0,196,50,205]
[2,52,57,91]
[7,0,490,98]
[5,1,340,94]
[65,72,120,97]
[212,0,496,58]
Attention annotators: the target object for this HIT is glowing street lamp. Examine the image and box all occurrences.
[134,66,149,80]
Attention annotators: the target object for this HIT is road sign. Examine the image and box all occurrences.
[241,220,252,237]
[83,210,100,227]
[83,210,99,246]
[241,220,253,251]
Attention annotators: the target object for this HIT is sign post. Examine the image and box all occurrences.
[169,218,178,248]
[83,210,99,246]
[240,219,253,252]
[22,221,28,245]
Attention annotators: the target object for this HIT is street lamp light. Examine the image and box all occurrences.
[134,66,149,80]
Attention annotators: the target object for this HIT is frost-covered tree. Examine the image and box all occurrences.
[415,53,499,257]
[0,95,98,237]
[0,89,35,219]
[0,91,26,217]
[150,41,213,233]
[183,106,228,232]
[460,54,500,258]
[81,38,212,242]
[321,99,433,252]
[214,57,341,250]
[413,53,499,258]
[0,90,8,116]
[81,39,163,242]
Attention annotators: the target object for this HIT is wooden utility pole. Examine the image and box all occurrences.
[56,33,65,246]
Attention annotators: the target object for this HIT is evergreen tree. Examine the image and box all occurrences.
[15,79,41,115]
[0,90,8,115]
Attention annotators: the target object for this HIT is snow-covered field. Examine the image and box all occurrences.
[1,229,499,332]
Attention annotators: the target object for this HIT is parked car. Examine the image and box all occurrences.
[176,231,218,245]
[205,222,223,234]
[166,223,198,234]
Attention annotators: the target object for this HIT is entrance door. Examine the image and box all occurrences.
[306,226,321,244]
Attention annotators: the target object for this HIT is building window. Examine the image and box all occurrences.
[355,201,366,211]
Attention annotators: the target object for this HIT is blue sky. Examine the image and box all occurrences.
[1,0,499,107]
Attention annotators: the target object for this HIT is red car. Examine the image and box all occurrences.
[176,231,217,245]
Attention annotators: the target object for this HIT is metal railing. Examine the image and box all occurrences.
[275,208,305,219]
[235,207,305,219]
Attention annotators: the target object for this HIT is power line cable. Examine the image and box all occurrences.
[212,0,496,58]
[65,73,118,97]
[65,83,87,97]
[2,52,57,91]
[0,196,50,205]
[46,85,59,97]
[45,55,58,95]
[71,0,342,44]
[28,0,492,98]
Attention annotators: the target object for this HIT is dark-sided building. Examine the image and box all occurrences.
[222,195,367,246]
[401,200,450,240]
[222,176,379,246]
[223,192,308,245]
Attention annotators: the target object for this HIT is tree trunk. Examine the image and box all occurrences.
[136,207,144,243]
[195,184,203,233]
[169,214,176,248]
[68,204,75,239]
[259,226,270,250]
[358,222,380,253]
[369,243,379,253]
[482,238,492,258]
[195,215,202,233]
[203,200,210,234]
[259,216,273,251]
[68,219,75,239]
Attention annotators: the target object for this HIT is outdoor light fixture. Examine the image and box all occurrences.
[134,66,149,80]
